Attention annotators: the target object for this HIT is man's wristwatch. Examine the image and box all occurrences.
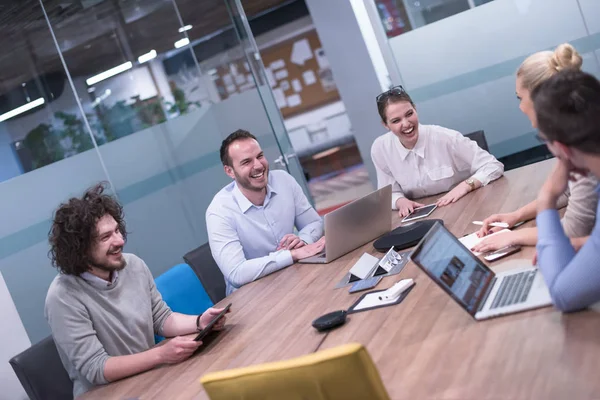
[465,178,476,191]
[196,314,203,331]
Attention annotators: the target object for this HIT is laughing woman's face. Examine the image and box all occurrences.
[383,101,420,149]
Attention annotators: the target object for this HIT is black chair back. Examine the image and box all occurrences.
[9,336,73,400]
[184,243,227,304]
[465,130,490,152]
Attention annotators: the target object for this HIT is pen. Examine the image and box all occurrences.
[378,279,414,301]
[472,221,509,228]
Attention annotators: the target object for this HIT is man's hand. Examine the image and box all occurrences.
[396,197,424,218]
[198,307,229,331]
[291,237,326,261]
[158,336,202,364]
[472,231,516,254]
[277,234,305,251]
[476,212,520,238]
[537,160,574,211]
[436,182,471,207]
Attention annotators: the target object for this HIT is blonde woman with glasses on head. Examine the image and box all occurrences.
[473,43,598,254]
[371,86,504,218]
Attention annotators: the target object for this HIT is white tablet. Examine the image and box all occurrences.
[401,204,437,224]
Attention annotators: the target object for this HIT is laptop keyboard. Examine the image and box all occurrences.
[490,270,537,310]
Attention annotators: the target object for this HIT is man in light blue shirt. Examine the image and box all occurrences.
[532,70,600,312]
[206,130,325,294]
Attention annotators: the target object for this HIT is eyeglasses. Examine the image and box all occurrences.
[376,85,407,103]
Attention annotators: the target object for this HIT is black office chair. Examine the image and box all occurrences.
[465,130,490,152]
[183,242,227,304]
[9,335,73,400]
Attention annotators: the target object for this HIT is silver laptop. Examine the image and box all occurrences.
[299,185,392,264]
[409,222,551,320]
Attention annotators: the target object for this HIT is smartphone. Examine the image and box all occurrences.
[483,245,521,262]
[194,303,232,341]
[349,276,383,293]
[401,204,437,224]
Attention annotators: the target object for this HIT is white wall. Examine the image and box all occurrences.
[0,272,30,400]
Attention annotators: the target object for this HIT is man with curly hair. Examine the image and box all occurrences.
[45,183,227,397]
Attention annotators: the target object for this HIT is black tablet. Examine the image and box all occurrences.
[401,204,437,224]
[194,303,231,341]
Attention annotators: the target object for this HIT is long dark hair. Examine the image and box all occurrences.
[48,183,127,275]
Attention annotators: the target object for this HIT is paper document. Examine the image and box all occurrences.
[235,74,246,85]
[292,79,302,92]
[459,229,511,256]
[273,88,287,108]
[302,70,317,85]
[265,69,276,87]
[286,94,301,107]
[270,59,285,70]
[291,38,313,66]
[275,69,289,80]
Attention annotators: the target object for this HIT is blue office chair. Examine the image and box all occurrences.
[155,263,213,342]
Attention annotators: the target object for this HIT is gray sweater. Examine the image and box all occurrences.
[45,253,172,398]
[562,175,599,237]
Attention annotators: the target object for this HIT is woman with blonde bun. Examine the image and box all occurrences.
[474,43,598,254]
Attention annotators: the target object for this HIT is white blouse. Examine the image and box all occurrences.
[371,124,504,209]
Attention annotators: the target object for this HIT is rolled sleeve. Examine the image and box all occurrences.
[274,249,293,268]
[454,134,503,186]
[291,175,323,243]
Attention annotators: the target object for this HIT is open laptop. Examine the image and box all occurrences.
[299,185,392,264]
[409,222,551,320]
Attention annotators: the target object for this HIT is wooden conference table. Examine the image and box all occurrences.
[81,159,600,400]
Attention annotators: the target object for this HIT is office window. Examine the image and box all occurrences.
[374,0,496,38]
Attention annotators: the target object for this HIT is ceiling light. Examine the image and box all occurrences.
[0,97,45,122]
[178,25,192,33]
[137,49,157,64]
[86,61,133,86]
[174,38,190,49]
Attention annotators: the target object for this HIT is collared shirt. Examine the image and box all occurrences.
[206,170,323,295]
[80,271,119,288]
[536,186,600,312]
[370,124,504,209]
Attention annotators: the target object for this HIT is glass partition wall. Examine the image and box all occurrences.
[0,0,307,343]
[372,0,600,167]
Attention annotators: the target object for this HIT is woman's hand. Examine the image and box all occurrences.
[471,231,517,254]
[476,212,521,237]
[436,182,471,207]
[396,197,424,218]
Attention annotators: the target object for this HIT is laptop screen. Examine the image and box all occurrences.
[409,223,494,315]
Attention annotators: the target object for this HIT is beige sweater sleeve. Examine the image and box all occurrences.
[561,175,599,237]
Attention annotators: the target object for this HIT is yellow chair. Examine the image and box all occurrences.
[200,343,390,400]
